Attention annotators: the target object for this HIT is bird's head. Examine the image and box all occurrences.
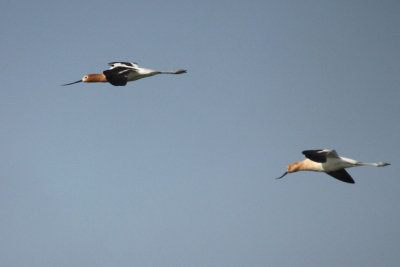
[82,74,107,83]
[62,74,107,86]
[276,162,301,179]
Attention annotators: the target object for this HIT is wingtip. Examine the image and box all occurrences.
[175,69,187,74]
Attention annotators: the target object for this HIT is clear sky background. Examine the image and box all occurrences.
[1,1,399,266]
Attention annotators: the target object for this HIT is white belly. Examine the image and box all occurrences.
[322,157,357,172]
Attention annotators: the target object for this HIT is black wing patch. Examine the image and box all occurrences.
[103,67,132,86]
[108,62,137,67]
[326,169,355,184]
[302,150,327,163]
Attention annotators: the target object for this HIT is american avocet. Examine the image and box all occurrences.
[277,149,390,183]
[62,62,187,86]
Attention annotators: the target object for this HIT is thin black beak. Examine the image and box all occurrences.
[276,172,288,179]
[62,80,82,86]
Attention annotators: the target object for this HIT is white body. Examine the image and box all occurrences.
[319,156,360,172]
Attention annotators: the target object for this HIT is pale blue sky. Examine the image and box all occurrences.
[1,1,399,266]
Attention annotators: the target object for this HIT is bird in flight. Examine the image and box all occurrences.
[62,62,187,86]
[277,149,390,183]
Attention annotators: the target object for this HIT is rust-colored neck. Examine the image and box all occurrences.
[83,74,108,83]
[288,159,320,173]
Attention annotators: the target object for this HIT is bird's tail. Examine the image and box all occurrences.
[357,162,390,167]
[160,69,187,74]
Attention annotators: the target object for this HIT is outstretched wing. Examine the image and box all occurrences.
[103,67,136,86]
[302,149,339,163]
[326,169,355,184]
[108,62,139,69]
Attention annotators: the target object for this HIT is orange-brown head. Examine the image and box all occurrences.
[276,162,302,179]
[82,74,107,83]
[62,74,107,86]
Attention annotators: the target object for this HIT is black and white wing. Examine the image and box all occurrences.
[326,169,355,184]
[103,62,139,86]
[302,149,339,163]
[108,62,139,69]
